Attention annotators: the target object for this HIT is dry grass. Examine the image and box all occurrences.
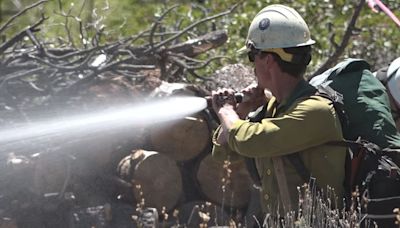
[162,182,400,227]
[130,161,400,227]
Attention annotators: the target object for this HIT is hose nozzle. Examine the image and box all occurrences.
[205,92,246,108]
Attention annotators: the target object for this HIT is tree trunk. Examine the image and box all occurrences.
[117,149,183,212]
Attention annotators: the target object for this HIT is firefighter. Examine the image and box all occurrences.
[210,4,346,216]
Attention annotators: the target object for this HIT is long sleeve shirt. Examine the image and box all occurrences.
[212,80,346,213]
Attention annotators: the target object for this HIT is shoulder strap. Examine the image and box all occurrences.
[286,153,311,182]
[315,84,349,133]
[244,104,269,187]
[285,86,351,185]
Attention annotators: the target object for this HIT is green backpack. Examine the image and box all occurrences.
[303,59,400,226]
[309,58,400,149]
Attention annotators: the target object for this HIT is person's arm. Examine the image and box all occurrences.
[211,125,242,161]
[212,86,268,145]
[227,96,343,157]
[211,89,240,146]
[211,86,268,161]
[236,85,270,119]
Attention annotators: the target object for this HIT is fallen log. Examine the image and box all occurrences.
[149,114,210,161]
[117,149,183,212]
[196,154,252,209]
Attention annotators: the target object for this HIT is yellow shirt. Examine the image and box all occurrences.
[212,80,346,213]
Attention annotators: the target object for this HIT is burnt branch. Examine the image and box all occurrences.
[148,5,179,50]
[0,3,232,112]
[170,55,230,70]
[145,3,239,53]
[0,14,47,54]
[167,30,228,57]
[0,67,45,87]
[0,0,48,34]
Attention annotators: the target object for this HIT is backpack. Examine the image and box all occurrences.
[298,58,400,226]
[309,59,400,149]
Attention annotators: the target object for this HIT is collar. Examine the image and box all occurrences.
[276,80,317,112]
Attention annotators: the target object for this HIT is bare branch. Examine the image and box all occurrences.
[148,5,179,50]
[166,30,228,57]
[312,0,366,77]
[168,52,204,63]
[63,5,76,47]
[187,69,212,81]
[170,55,230,70]
[57,0,62,11]
[27,49,96,71]
[78,0,88,17]
[26,28,43,52]
[0,0,48,34]
[0,15,47,54]
[0,67,45,88]
[145,3,239,53]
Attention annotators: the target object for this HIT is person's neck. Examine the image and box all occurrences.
[273,74,303,103]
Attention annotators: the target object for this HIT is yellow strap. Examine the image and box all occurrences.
[263,48,294,63]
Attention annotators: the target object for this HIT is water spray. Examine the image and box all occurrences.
[0,91,252,153]
[0,96,208,145]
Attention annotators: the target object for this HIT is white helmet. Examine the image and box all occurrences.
[239,5,315,62]
[387,57,400,106]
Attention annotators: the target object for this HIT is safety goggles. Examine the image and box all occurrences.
[247,48,262,62]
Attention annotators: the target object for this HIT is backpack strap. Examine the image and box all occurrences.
[315,84,349,133]
[244,105,269,187]
[285,153,311,183]
[285,84,366,190]
[285,85,349,188]
[286,136,400,198]
[285,139,378,198]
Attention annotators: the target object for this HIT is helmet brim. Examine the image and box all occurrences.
[237,45,248,55]
[237,39,316,55]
